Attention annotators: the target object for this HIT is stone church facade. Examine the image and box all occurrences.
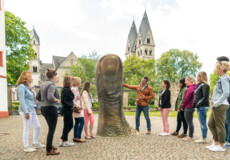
[29,28,77,87]
[125,11,155,60]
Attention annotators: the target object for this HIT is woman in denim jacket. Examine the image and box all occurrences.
[17,71,44,152]
[207,61,230,152]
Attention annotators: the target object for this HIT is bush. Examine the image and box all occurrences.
[12,101,20,111]
[92,101,99,108]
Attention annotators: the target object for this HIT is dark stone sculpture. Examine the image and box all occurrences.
[96,54,135,136]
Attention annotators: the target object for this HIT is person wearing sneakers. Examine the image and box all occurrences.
[123,77,154,134]
[193,72,210,144]
[81,82,96,139]
[206,61,230,152]
[225,70,230,148]
[181,76,196,141]
[71,77,86,143]
[171,78,188,138]
[159,80,171,136]
[36,68,60,155]
[59,76,75,147]
[17,71,45,152]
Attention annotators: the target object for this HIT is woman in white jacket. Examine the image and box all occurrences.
[81,82,95,139]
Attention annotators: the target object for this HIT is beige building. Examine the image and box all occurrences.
[29,28,77,87]
[125,11,155,60]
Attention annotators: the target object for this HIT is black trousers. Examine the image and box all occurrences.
[61,109,73,141]
[176,110,188,134]
[41,106,58,152]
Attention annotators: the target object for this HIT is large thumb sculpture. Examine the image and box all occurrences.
[96,54,135,136]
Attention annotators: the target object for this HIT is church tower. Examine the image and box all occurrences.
[29,27,41,85]
[125,11,155,60]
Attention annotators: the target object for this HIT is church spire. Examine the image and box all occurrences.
[139,10,151,44]
[127,20,137,51]
[31,27,40,45]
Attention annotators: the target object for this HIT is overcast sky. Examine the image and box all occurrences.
[5,0,230,77]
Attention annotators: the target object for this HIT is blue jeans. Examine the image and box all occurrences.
[225,106,230,142]
[136,105,151,131]
[197,107,209,139]
[74,117,85,139]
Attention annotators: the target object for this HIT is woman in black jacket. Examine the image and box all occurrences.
[59,76,75,147]
[193,71,210,144]
[159,80,171,136]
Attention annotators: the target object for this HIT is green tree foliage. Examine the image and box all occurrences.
[5,11,35,84]
[66,51,100,98]
[157,49,202,83]
[209,69,219,95]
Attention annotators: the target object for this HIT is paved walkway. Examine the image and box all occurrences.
[0,114,230,160]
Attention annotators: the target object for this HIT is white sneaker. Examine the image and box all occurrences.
[195,139,207,144]
[33,143,45,149]
[159,132,169,136]
[59,141,63,147]
[224,142,230,148]
[205,142,217,149]
[209,145,226,152]
[24,147,36,152]
[62,141,75,147]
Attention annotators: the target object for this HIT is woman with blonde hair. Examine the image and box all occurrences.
[206,61,230,152]
[81,81,95,139]
[193,71,210,144]
[36,68,60,155]
[59,76,75,147]
[181,75,196,141]
[17,71,44,152]
[71,77,86,142]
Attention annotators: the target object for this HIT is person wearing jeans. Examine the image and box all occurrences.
[206,61,230,152]
[159,80,171,136]
[171,78,188,138]
[71,77,86,143]
[123,77,154,134]
[181,76,196,141]
[193,71,210,143]
[36,68,60,155]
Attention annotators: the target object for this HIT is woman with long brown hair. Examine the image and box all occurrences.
[81,81,95,139]
[17,71,45,152]
[59,76,75,147]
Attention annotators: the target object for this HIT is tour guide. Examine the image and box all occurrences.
[123,77,154,134]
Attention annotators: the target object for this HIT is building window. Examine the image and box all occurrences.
[135,45,136,50]
[70,59,74,65]
[33,66,37,72]
[140,50,142,55]
[35,53,37,58]
[128,47,130,51]
[149,50,152,55]
[0,51,3,67]
[139,40,141,45]
[138,51,140,56]
[33,40,35,44]
[147,38,150,44]
[145,49,148,55]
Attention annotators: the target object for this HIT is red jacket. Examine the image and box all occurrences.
[181,84,196,110]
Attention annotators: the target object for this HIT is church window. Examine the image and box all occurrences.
[145,49,148,55]
[140,50,142,55]
[138,51,140,56]
[149,50,152,55]
[33,66,37,72]
[0,51,3,67]
[35,53,37,58]
[128,47,130,51]
[139,40,141,45]
[135,45,136,50]
[147,38,150,44]
[33,40,35,44]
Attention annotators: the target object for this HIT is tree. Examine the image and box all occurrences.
[209,69,219,96]
[66,51,100,97]
[5,11,35,84]
[157,49,202,83]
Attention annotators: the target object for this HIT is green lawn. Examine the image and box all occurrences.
[94,110,212,118]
